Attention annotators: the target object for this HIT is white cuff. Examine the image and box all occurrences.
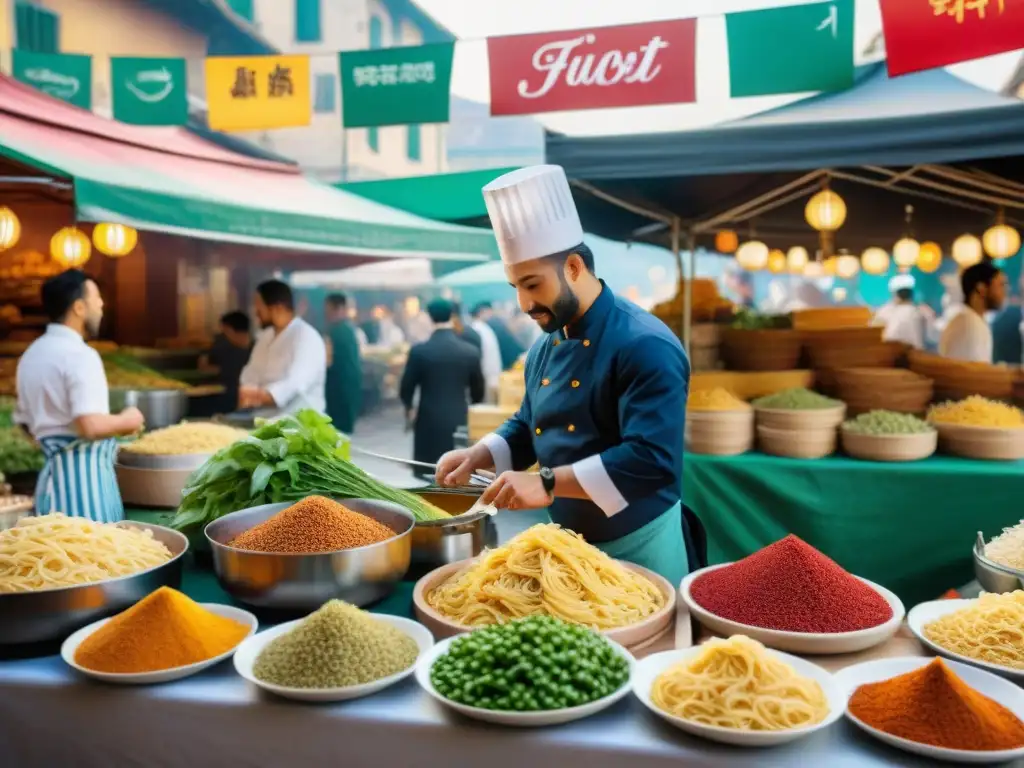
[479,433,512,475]
[572,455,628,517]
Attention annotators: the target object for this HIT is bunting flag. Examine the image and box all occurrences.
[111,57,189,125]
[880,0,1024,77]
[727,0,855,97]
[12,50,92,109]
[486,19,697,116]
[339,43,454,127]
[205,54,311,132]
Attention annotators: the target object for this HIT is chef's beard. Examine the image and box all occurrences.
[84,315,101,339]
[528,276,580,334]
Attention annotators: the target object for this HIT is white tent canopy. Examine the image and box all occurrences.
[290,258,435,291]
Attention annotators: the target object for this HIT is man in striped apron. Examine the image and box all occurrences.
[14,269,144,523]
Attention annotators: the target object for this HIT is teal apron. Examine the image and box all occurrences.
[595,502,688,588]
[35,435,124,523]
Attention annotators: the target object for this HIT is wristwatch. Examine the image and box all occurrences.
[538,467,556,501]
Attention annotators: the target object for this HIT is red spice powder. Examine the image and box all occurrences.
[690,535,893,633]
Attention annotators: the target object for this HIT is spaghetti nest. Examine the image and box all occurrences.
[0,514,173,593]
[924,591,1024,669]
[651,636,829,731]
[426,523,665,630]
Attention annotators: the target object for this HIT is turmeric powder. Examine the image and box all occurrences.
[74,587,250,673]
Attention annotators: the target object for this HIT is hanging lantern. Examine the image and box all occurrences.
[832,286,848,301]
[0,207,21,251]
[861,247,890,276]
[823,256,838,276]
[983,210,1021,259]
[917,241,942,273]
[893,238,920,269]
[767,249,787,273]
[736,240,769,271]
[715,230,739,254]
[803,261,824,278]
[51,227,91,268]
[786,246,809,274]
[952,234,983,267]
[836,254,860,279]
[804,187,847,232]
[92,222,138,257]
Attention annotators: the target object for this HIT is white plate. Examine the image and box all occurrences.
[234,614,433,702]
[834,656,1024,764]
[416,634,635,726]
[680,563,905,655]
[908,599,1024,681]
[632,646,844,747]
[62,603,257,684]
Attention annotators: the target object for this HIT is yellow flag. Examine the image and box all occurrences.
[205,55,311,132]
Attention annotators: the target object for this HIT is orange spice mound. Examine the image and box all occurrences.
[74,587,249,673]
[229,495,395,553]
[849,658,1024,751]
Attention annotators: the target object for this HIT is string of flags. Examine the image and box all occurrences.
[7,0,1023,132]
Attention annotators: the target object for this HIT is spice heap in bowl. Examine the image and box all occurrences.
[840,411,937,462]
[928,397,1024,461]
[686,388,753,456]
[681,534,903,654]
[752,389,845,459]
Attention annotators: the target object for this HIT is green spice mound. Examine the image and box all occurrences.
[753,388,841,410]
[430,615,630,712]
[253,600,418,689]
[844,410,933,435]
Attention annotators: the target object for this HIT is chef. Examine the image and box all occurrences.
[239,279,327,417]
[435,165,691,585]
[940,261,1006,363]
[874,274,925,349]
[14,269,144,522]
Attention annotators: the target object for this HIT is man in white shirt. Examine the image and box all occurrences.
[15,270,144,522]
[239,280,327,416]
[470,302,503,403]
[875,275,925,349]
[940,261,1006,363]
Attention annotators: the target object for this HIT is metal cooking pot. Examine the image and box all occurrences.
[109,388,187,430]
[408,489,498,577]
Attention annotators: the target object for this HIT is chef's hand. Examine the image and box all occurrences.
[435,444,490,487]
[480,471,551,511]
[119,407,145,435]
[239,386,274,409]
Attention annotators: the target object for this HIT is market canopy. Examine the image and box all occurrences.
[0,75,495,264]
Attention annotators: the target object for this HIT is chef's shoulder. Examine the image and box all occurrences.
[609,297,688,377]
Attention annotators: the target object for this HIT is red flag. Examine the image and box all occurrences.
[880,0,1024,77]
[486,19,697,116]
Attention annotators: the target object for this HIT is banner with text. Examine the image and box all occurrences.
[339,43,454,127]
[12,50,92,110]
[205,54,311,132]
[880,0,1024,77]
[111,57,189,125]
[486,19,697,116]
[727,0,854,97]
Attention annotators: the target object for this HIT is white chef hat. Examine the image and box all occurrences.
[889,274,915,292]
[482,165,584,265]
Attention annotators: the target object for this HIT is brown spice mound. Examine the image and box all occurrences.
[229,495,395,553]
[849,658,1024,751]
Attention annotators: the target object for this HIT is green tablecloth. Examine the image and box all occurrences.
[684,453,1023,607]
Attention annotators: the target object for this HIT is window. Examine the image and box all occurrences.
[294,0,321,43]
[313,73,336,113]
[225,0,254,22]
[369,15,383,49]
[367,127,379,153]
[406,125,421,162]
[15,1,60,53]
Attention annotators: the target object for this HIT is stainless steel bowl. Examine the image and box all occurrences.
[204,499,414,610]
[409,489,498,576]
[973,531,1024,594]
[0,521,187,645]
[110,388,188,430]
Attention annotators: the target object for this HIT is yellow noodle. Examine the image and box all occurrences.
[121,423,248,455]
[923,591,1024,669]
[985,522,1024,571]
[651,636,829,731]
[426,523,664,630]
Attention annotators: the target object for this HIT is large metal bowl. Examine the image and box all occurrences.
[409,489,498,577]
[0,521,187,645]
[205,499,414,610]
[973,531,1024,594]
[110,388,188,430]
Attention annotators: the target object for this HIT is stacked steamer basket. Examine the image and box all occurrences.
[833,368,934,416]
[721,327,802,372]
[685,388,753,456]
[802,324,906,397]
[909,350,1019,403]
[753,388,846,459]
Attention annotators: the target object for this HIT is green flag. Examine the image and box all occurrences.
[339,42,453,128]
[12,50,92,109]
[111,57,189,125]
[727,0,854,98]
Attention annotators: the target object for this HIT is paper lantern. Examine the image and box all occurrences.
[805,189,847,232]
[51,227,91,268]
[893,238,920,268]
[952,234,983,267]
[836,254,860,279]
[823,257,837,276]
[92,222,138,257]
[917,242,942,273]
[715,230,739,254]
[803,261,824,278]
[786,246,809,274]
[832,286,848,301]
[983,224,1021,260]
[861,247,890,276]
[0,207,20,251]
[736,240,769,271]
[767,249,787,273]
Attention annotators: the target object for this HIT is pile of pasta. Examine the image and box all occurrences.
[928,396,1024,428]
[924,591,1024,670]
[121,422,249,456]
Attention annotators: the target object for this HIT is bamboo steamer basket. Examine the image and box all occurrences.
[757,425,837,459]
[791,307,873,331]
[801,326,883,349]
[806,341,905,371]
[932,423,1024,461]
[685,409,754,456]
[840,428,937,462]
[721,328,802,372]
[755,403,846,431]
[835,368,934,415]
[909,351,1019,401]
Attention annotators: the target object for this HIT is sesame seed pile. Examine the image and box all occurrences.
[228,495,396,553]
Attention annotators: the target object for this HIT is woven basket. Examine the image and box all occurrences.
[757,425,837,459]
[721,328,802,372]
[755,404,846,431]
[933,423,1024,461]
[840,429,937,462]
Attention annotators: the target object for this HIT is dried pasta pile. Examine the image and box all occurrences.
[928,396,1024,428]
